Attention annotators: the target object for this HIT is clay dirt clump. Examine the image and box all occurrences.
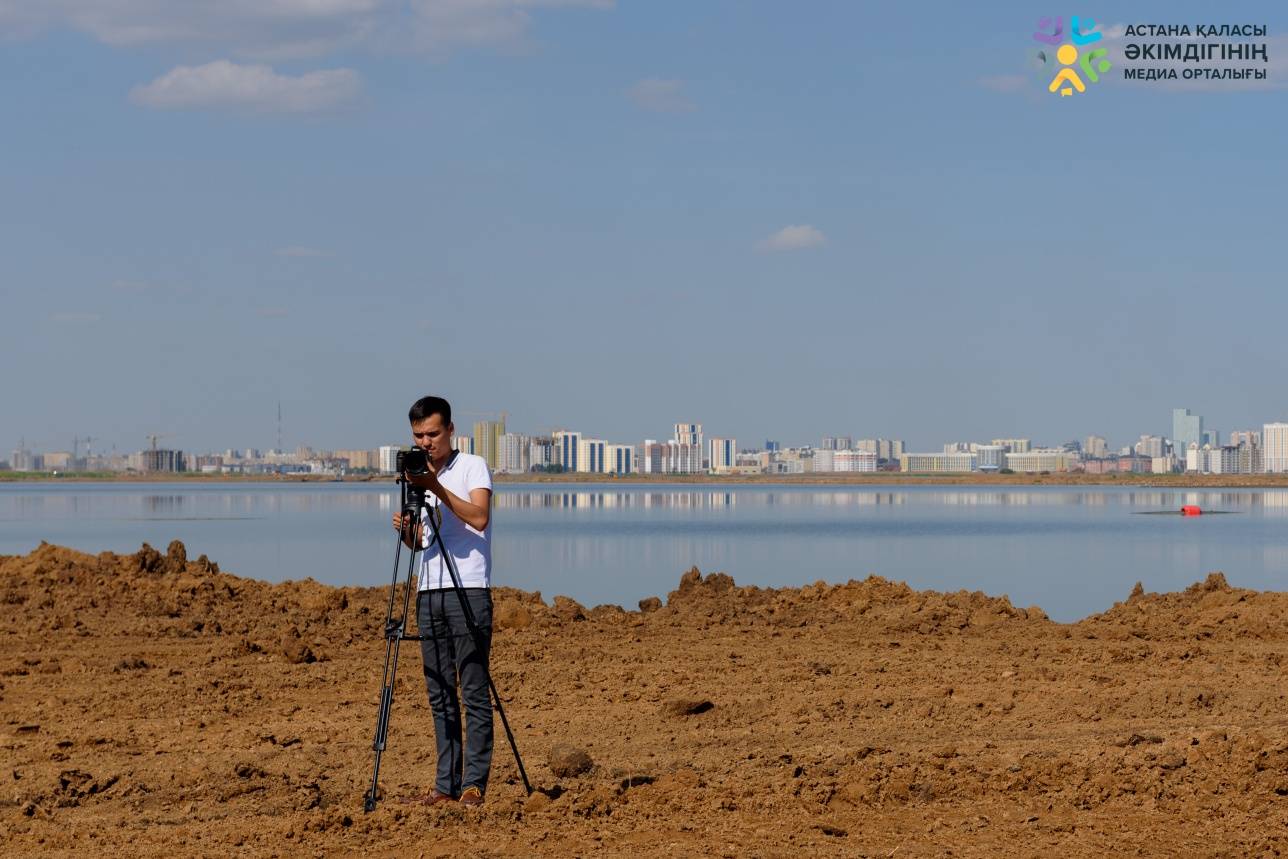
[3,542,1288,856]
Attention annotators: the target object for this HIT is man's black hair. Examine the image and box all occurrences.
[409,395,452,426]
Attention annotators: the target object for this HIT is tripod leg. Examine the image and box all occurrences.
[364,636,400,812]
[363,495,422,813]
[487,671,533,794]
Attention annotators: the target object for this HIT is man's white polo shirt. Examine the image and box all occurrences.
[417,451,493,590]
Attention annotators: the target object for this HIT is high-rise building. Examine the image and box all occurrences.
[674,423,702,447]
[1172,408,1203,453]
[1234,434,1263,474]
[709,438,736,472]
[639,440,664,474]
[143,449,185,472]
[1135,434,1166,459]
[529,437,555,470]
[834,449,878,472]
[606,443,633,475]
[975,444,1006,471]
[765,440,780,452]
[992,438,1031,453]
[455,435,474,454]
[1230,430,1261,447]
[1084,435,1108,458]
[378,445,400,474]
[473,418,505,471]
[577,438,607,473]
[669,423,703,474]
[664,440,702,474]
[553,431,582,472]
[1264,423,1288,473]
[497,433,529,474]
[1212,446,1239,474]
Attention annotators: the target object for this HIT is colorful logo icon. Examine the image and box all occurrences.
[1032,15,1111,95]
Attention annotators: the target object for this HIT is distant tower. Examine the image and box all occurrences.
[1172,408,1203,453]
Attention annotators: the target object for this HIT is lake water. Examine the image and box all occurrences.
[2,482,1287,621]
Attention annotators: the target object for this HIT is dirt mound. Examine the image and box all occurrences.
[1076,572,1288,642]
[658,565,1044,634]
[4,544,1288,856]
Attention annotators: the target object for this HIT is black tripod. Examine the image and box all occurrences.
[363,470,532,813]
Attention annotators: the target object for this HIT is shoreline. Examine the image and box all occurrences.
[6,471,1288,488]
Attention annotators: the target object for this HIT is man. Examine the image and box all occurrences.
[391,395,494,807]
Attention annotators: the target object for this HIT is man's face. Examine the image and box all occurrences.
[411,414,453,462]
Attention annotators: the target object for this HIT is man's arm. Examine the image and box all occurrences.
[406,458,492,531]
[431,485,491,532]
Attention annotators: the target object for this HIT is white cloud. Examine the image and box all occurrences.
[130,60,361,113]
[627,78,695,113]
[0,0,612,58]
[276,245,332,257]
[758,224,826,253]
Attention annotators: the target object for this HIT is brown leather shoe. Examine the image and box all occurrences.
[403,789,456,806]
[459,786,484,807]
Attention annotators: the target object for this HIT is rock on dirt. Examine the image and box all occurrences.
[662,698,715,717]
[548,744,594,777]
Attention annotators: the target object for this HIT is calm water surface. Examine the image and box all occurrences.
[3,482,1288,621]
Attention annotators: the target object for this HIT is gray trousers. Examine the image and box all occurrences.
[417,588,494,797]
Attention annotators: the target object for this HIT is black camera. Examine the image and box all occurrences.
[396,448,430,475]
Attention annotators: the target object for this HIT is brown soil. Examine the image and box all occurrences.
[2,542,1287,856]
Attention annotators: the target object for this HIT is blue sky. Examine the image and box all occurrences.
[3,1,1286,457]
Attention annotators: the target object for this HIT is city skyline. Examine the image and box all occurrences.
[10,406,1288,478]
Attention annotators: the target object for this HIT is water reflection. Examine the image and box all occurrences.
[491,487,1283,511]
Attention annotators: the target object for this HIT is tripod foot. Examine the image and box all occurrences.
[363,792,377,814]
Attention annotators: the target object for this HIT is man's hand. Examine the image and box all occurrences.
[405,467,443,493]
[392,512,422,546]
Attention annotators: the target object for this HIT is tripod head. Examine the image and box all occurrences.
[398,471,428,519]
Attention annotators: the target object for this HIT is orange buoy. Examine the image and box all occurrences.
[1181,505,1202,516]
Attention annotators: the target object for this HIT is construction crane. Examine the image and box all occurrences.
[146,433,169,453]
